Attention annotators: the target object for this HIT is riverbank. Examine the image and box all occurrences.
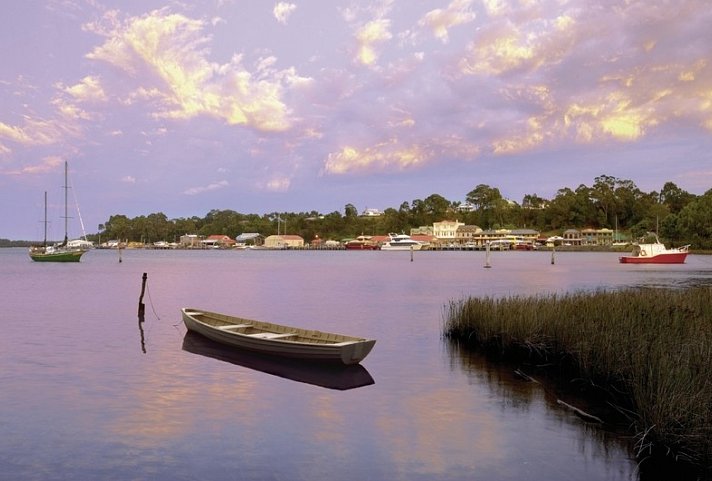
[443,288,712,473]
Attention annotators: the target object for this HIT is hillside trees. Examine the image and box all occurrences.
[676,189,712,248]
[91,176,703,246]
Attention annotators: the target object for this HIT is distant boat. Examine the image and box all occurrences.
[29,162,89,263]
[181,308,376,365]
[619,234,689,264]
[380,233,426,251]
[344,235,380,250]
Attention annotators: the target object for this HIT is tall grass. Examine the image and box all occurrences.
[443,287,712,466]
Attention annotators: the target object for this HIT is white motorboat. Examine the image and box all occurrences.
[380,233,426,251]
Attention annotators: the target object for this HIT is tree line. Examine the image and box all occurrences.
[91,175,711,248]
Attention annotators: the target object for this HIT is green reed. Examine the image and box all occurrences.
[443,287,712,466]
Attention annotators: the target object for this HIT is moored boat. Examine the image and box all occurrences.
[181,331,374,390]
[181,308,376,365]
[29,162,89,263]
[344,235,379,250]
[619,234,689,264]
[380,233,426,251]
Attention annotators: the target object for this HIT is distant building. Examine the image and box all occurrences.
[202,235,236,248]
[455,225,483,243]
[179,234,201,248]
[456,202,475,212]
[433,220,465,241]
[562,229,582,245]
[361,208,383,217]
[67,239,94,249]
[235,233,264,246]
[510,229,539,241]
[264,235,304,249]
[581,228,614,246]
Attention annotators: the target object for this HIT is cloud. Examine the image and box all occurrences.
[0,116,69,148]
[418,0,476,43]
[323,139,427,174]
[3,156,65,175]
[61,76,107,102]
[263,176,291,192]
[183,180,229,195]
[273,2,296,25]
[0,122,32,144]
[355,19,392,66]
[458,14,577,75]
[85,9,301,132]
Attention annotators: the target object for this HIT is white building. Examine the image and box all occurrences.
[361,208,383,217]
[433,220,464,240]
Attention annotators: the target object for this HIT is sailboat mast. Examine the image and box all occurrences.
[63,161,69,245]
[43,191,48,246]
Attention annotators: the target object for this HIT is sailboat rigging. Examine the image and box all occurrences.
[29,161,89,262]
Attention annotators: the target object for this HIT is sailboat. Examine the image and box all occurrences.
[29,162,89,262]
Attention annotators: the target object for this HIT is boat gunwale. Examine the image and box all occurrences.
[181,308,376,364]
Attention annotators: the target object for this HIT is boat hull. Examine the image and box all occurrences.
[182,308,375,365]
[619,252,688,264]
[29,248,86,262]
[380,244,423,251]
[344,244,379,250]
[182,331,374,390]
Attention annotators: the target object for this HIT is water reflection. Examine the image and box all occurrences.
[137,313,147,353]
[181,331,375,391]
[445,340,638,473]
[445,339,712,481]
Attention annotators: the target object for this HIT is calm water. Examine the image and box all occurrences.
[2,247,711,481]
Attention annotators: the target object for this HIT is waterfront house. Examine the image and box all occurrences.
[581,228,614,246]
[179,234,201,248]
[202,235,236,248]
[235,233,264,247]
[562,229,582,246]
[455,225,483,244]
[264,234,304,249]
[433,220,465,243]
[511,229,539,242]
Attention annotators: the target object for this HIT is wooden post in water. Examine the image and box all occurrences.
[138,272,147,317]
[551,246,556,265]
[484,242,492,268]
[410,245,414,262]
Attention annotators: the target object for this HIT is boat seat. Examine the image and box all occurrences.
[246,332,297,339]
[217,324,252,330]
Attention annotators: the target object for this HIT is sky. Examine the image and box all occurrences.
[2,0,712,241]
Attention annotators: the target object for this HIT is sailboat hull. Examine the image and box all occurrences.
[29,248,85,262]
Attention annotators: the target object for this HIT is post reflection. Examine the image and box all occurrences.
[137,312,146,353]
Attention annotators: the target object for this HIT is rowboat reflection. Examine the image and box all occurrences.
[181,331,375,391]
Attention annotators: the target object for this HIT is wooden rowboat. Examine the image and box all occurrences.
[182,331,374,390]
[181,308,376,365]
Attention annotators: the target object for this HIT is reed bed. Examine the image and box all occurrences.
[443,287,712,467]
